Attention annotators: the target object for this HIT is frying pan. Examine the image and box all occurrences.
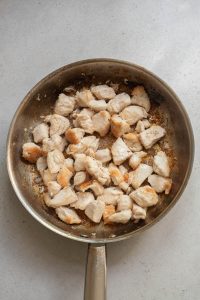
[7,59,194,300]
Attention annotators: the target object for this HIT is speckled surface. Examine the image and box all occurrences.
[0,1,199,299]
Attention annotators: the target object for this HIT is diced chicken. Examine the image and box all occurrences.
[139,125,166,149]
[41,169,57,186]
[107,209,132,224]
[71,192,94,210]
[85,200,105,223]
[129,151,147,170]
[135,119,150,133]
[36,157,47,173]
[78,180,104,196]
[117,195,132,211]
[75,113,94,134]
[103,205,115,224]
[81,136,100,152]
[129,163,153,189]
[91,84,116,100]
[45,114,70,136]
[64,158,74,173]
[123,133,143,152]
[66,143,87,156]
[73,171,87,186]
[132,204,146,220]
[95,149,111,163]
[97,187,123,205]
[109,163,124,185]
[111,114,130,137]
[120,105,148,125]
[47,149,65,174]
[153,151,170,177]
[130,185,158,207]
[89,100,107,111]
[22,142,44,163]
[85,156,110,185]
[107,93,131,114]
[74,153,86,171]
[79,108,95,118]
[148,174,172,194]
[44,187,78,208]
[57,164,73,188]
[65,128,85,144]
[54,93,75,116]
[131,86,151,112]
[42,134,67,152]
[47,181,61,197]
[76,90,94,107]
[92,111,110,137]
[118,164,128,175]
[56,207,81,224]
[111,137,132,165]
[32,123,49,143]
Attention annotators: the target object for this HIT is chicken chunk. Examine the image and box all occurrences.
[47,181,61,197]
[42,134,67,152]
[92,111,110,137]
[111,114,130,137]
[91,84,116,100]
[54,93,75,116]
[89,100,107,111]
[57,163,73,188]
[97,187,123,205]
[71,192,94,210]
[107,93,131,114]
[76,90,94,107]
[78,180,104,196]
[65,128,85,144]
[117,195,132,211]
[32,123,49,143]
[131,86,151,112]
[135,119,150,133]
[148,174,172,194]
[85,200,105,223]
[44,187,78,208]
[45,114,70,136]
[64,158,74,173]
[36,157,47,174]
[75,113,94,134]
[22,142,44,163]
[108,164,129,192]
[129,151,147,170]
[85,156,110,185]
[120,105,148,125]
[111,137,132,165]
[139,125,166,149]
[118,164,128,175]
[95,149,111,163]
[103,205,115,224]
[130,185,158,207]
[153,151,170,177]
[123,133,143,152]
[47,149,65,174]
[66,143,87,156]
[129,163,153,189]
[56,207,81,224]
[132,204,146,220]
[41,169,57,186]
[74,153,86,171]
[81,136,100,152]
[107,209,132,224]
[73,171,87,186]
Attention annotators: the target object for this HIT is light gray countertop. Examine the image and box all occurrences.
[0,1,199,299]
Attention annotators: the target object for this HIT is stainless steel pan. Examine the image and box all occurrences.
[7,59,194,299]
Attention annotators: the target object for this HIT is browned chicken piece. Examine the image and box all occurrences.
[54,93,76,116]
[85,156,110,185]
[71,192,94,210]
[132,204,147,220]
[131,86,151,112]
[47,149,65,174]
[92,111,111,137]
[56,207,81,224]
[111,137,132,165]
[139,125,166,149]
[36,157,47,174]
[107,93,131,114]
[107,209,132,224]
[66,143,87,156]
[97,187,123,205]
[135,119,151,133]
[129,151,147,170]
[123,132,143,152]
[130,185,158,207]
[65,128,85,144]
[85,200,105,223]
[153,151,170,177]
[111,114,130,137]
[74,153,87,171]
[120,105,148,125]
[78,179,104,196]
[73,171,87,186]
[117,195,132,211]
[42,134,67,152]
[103,205,116,224]
[108,163,129,192]
[148,174,172,194]
[81,136,100,151]
[32,123,49,143]
[76,89,94,107]
[64,158,74,173]
[41,169,57,186]
[95,148,111,163]
[44,187,78,208]
[129,163,153,189]
[45,114,70,136]
[118,164,128,175]
[75,112,94,134]
[47,181,61,197]
[22,142,44,163]
[91,84,116,100]
[57,163,73,188]
[89,100,107,111]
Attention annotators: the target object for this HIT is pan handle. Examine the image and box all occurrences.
[84,243,107,300]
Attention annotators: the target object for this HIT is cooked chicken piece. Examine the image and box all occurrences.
[109,163,124,185]
[56,207,81,224]
[107,209,132,224]
[57,164,73,188]
[47,181,61,197]
[132,203,146,220]
[79,108,95,118]
[54,93,76,116]
[129,163,153,189]
[66,143,87,156]
[65,128,85,144]
[22,142,44,163]
[71,192,94,210]
[41,169,57,186]
[44,187,78,208]
[76,90,94,107]
[76,113,94,134]
[120,105,148,125]
[129,151,147,170]
[131,86,151,112]
[92,111,110,137]
[32,123,49,143]
[103,205,115,224]
[73,171,87,186]
[148,174,172,194]
[153,151,170,177]
[47,149,65,174]
[67,135,99,157]
[130,185,158,207]
[85,156,110,185]
[45,114,70,136]
[78,180,104,196]
[111,114,130,137]
[74,153,86,171]
[123,133,143,152]
[135,119,150,133]
[139,125,166,149]
[42,134,67,152]
[107,93,131,114]
[36,157,47,174]
[91,84,116,100]
[111,137,132,165]
[85,148,95,157]
[117,195,132,211]
[89,100,107,111]
[64,158,74,173]
[81,136,100,152]
[85,200,105,223]
[118,164,128,175]
[97,187,123,205]
[95,149,111,163]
